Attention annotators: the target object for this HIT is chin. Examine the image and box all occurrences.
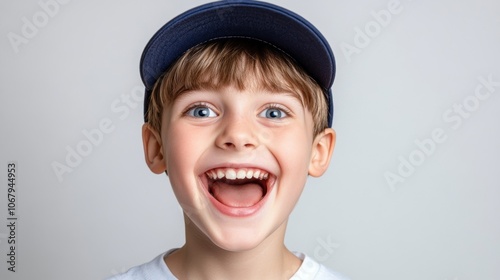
[210,231,267,252]
[201,215,287,253]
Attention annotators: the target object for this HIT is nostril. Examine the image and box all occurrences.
[220,140,256,150]
[224,142,236,148]
[216,124,259,150]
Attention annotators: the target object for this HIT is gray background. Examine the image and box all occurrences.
[1,0,499,279]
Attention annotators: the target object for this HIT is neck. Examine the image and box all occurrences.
[165,216,301,280]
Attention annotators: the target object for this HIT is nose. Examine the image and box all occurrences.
[215,113,259,151]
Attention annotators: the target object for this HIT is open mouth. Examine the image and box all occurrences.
[205,168,272,208]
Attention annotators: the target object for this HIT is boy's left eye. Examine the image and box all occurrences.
[259,107,288,119]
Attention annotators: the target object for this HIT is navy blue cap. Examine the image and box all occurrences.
[140,0,336,126]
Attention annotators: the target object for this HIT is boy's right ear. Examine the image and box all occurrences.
[142,124,167,174]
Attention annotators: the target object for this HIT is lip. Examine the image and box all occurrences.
[199,165,276,217]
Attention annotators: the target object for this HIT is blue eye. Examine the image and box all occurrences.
[260,107,288,119]
[187,106,217,118]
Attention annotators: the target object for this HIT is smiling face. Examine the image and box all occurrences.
[143,85,335,251]
[142,39,335,252]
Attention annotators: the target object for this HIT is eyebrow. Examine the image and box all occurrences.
[266,90,305,105]
[175,87,304,105]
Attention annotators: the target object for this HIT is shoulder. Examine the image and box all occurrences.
[291,252,350,280]
[105,250,177,280]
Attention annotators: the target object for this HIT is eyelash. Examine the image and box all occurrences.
[263,104,292,117]
[183,102,217,117]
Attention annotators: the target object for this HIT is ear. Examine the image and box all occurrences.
[142,123,167,174]
[308,128,336,177]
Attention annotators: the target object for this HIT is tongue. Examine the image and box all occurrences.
[211,181,264,207]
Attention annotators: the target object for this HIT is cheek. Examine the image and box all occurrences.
[165,122,213,165]
[163,125,207,204]
[268,127,313,191]
[268,125,313,165]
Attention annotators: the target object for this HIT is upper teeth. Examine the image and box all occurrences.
[206,168,269,180]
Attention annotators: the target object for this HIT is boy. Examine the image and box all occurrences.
[110,1,347,279]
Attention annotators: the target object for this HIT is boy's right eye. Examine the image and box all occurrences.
[186,105,217,118]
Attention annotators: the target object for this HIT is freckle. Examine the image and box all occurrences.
[260,132,271,140]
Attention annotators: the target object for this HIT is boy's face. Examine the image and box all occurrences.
[143,84,335,252]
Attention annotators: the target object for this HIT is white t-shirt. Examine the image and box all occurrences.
[107,250,349,280]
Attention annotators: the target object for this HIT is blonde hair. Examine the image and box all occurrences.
[146,38,328,136]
